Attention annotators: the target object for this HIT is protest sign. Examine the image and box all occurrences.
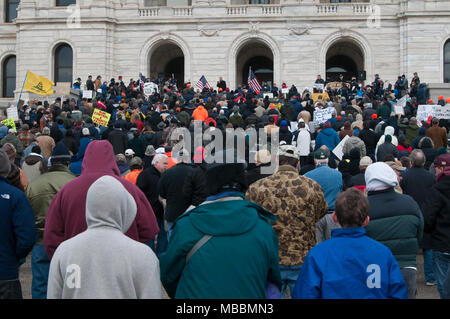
[1,118,16,132]
[312,92,330,103]
[313,108,334,124]
[397,95,409,108]
[332,135,350,161]
[416,105,450,122]
[263,93,273,99]
[313,83,325,91]
[289,121,298,133]
[83,90,93,99]
[394,105,404,115]
[281,88,289,94]
[7,106,19,122]
[91,109,111,127]
[144,82,158,96]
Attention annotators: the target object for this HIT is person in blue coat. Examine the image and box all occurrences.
[0,149,37,299]
[292,188,407,299]
[314,121,340,151]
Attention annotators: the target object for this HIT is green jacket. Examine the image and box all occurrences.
[397,118,419,145]
[25,165,76,245]
[160,196,281,299]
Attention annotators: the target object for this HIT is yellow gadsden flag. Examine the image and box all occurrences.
[23,71,54,95]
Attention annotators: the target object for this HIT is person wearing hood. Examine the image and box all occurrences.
[338,121,353,140]
[375,126,398,154]
[162,151,282,299]
[351,114,364,130]
[192,104,208,122]
[315,121,340,152]
[422,154,450,299]
[412,126,427,150]
[376,134,399,162]
[21,145,48,184]
[25,142,76,299]
[279,120,293,145]
[47,175,161,299]
[419,137,437,170]
[364,162,424,299]
[342,129,366,158]
[69,137,92,176]
[44,140,159,260]
[0,149,37,299]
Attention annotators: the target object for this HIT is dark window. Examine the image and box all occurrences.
[2,56,16,98]
[5,0,20,22]
[445,40,450,83]
[56,0,76,6]
[249,0,270,4]
[54,44,73,83]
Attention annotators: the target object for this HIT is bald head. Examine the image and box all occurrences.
[410,149,426,168]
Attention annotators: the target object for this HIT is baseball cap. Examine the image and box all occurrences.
[278,145,300,160]
[314,149,329,160]
[125,149,135,156]
[385,161,406,172]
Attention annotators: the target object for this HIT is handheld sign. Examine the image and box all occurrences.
[7,106,19,122]
[1,118,16,132]
[332,135,350,161]
[83,90,93,99]
[91,109,111,127]
[281,88,289,94]
[394,105,404,115]
[416,105,450,122]
[313,108,334,124]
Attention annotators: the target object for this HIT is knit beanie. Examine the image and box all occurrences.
[0,149,11,177]
[50,142,72,165]
[365,162,398,191]
[385,134,392,143]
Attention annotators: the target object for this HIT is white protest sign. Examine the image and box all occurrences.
[332,135,350,161]
[281,88,289,94]
[313,108,334,124]
[83,90,93,99]
[263,93,274,99]
[416,105,450,121]
[397,95,408,107]
[313,83,325,91]
[394,105,404,115]
[7,106,19,122]
[289,121,298,133]
[144,82,158,96]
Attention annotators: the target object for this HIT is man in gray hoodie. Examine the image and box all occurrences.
[47,175,161,299]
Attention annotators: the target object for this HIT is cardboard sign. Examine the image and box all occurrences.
[312,92,330,103]
[416,105,450,122]
[394,105,404,115]
[83,90,93,99]
[313,108,334,124]
[332,135,350,161]
[91,109,111,127]
[1,118,16,132]
[7,106,19,122]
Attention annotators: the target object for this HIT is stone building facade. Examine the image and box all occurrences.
[1,0,450,106]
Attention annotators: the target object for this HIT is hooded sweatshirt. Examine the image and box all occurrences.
[70,137,91,176]
[44,140,159,259]
[47,176,161,299]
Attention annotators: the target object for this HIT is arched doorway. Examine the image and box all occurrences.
[236,40,273,88]
[149,42,184,87]
[444,38,450,83]
[2,55,16,98]
[326,40,364,82]
[54,44,73,83]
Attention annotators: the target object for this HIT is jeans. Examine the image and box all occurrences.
[423,249,436,283]
[31,245,50,299]
[432,251,450,299]
[0,280,22,299]
[400,268,417,299]
[148,218,168,257]
[279,265,301,299]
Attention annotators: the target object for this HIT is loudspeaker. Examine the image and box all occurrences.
[358,70,366,81]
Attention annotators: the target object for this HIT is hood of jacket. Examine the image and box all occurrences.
[85,175,136,233]
[321,127,337,136]
[73,137,91,162]
[436,166,450,184]
[81,140,121,176]
[25,154,43,166]
[384,126,395,136]
[183,198,276,236]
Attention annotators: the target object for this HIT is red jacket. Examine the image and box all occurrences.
[44,140,159,259]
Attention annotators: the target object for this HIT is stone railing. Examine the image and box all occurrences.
[316,3,373,15]
[261,5,283,15]
[139,7,160,17]
[227,6,247,16]
[173,7,193,16]
[316,5,338,14]
[352,4,372,14]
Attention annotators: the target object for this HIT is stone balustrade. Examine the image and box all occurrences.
[173,7,193,16]
[139,8,160,17]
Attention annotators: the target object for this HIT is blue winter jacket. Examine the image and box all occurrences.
[314,127,340,151]
[292,228,408,299]
[0,177,37,281]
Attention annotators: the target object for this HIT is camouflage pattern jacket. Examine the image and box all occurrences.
[246,165,328,266]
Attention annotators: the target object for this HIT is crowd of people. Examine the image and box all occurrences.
[0,71,449,299]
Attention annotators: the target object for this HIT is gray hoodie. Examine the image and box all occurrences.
[47,175,161,299]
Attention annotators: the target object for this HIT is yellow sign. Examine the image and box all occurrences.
[92,109,111,127]
[23,71,54,96]
[1,118,16,132]
[312,92,330,103]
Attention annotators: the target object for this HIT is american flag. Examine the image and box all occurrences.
[195,75,211,90]
[248,67,262,92]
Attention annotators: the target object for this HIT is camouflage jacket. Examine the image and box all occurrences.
[246,165,328,266]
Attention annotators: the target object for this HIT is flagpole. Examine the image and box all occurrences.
[16,71,28,109]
